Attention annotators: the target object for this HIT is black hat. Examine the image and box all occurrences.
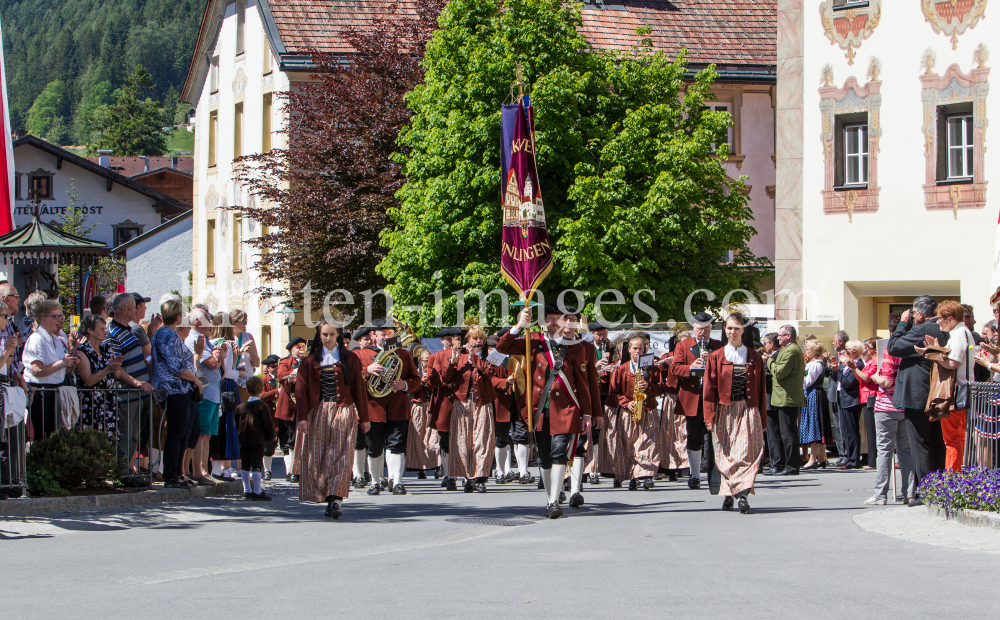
[543,305,562,316]
[131,292,151,305]
[285,337,306,350]
[589,320,610,332]
[562,306,581,318]
[434,327,451,338]
[691,312,714,325]
[495,326,511,337]
[354,326,373,340]
[262,354,280,366]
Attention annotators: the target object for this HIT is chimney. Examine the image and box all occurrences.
[171,156,178,169]
[140,155,149,172]
[97,149,113,168]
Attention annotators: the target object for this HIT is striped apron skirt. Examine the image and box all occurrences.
[657,394,689,470]
[597,404,621,477]
[619,407,661,480]
[406,401,440,470]
[711,400,764,497]
[448,399,495,480]
[299,402,358,503]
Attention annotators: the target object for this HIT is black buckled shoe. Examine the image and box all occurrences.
[613,479,622,488]
[379,478,389,491]
[738,497,750,514]
[289,474,300,483]
[367,484,381,496]
[441,476,449,488]
[722,497,734,511]
[494,474,505,485]
[628,479,638,491]
[392,484,407,495]
[445,477,458,491]
[244,491,254,499]
[353,476,366,489]
[325,501,342,519]
[463,479,475,493]
[643,479,654,490]
[417,470,427,480]
[519,473,535,485]
[688,478,701,490]
[505,471,518,483]
[588,473,600,485]
[546,502,563,519]
[569,492,584,508]
[475,482,487,493]
[263,471,271,481]
[251,491,272,501]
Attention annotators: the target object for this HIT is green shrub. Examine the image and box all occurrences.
[27,427,124,491]
[26,461,69,497]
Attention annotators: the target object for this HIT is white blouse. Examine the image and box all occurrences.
[804,359,824,390]
[321,347,341,365]
[724,344,747,364]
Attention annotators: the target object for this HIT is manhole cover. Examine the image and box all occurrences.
[446,518,534,526]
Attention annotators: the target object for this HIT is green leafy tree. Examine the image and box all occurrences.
[380,0,768,332]
[89,65,168,155]
[27,80,67,140]
[74,80,115,146]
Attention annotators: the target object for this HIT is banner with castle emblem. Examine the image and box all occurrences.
[500,98,552,299]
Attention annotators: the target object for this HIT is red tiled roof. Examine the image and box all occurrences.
[83,156,194,177]
[581,1,776,65]
[266,0,775,65]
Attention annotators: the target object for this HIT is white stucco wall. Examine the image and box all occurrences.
[190,0,291,355]
[798,3,996,336]
[124,217,193,321]
[13,144,169,249]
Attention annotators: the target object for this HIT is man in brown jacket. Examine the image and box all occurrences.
[497,306,598,519]
[669,312,724,490]
[275,337,306,482]
[355,319,422,495]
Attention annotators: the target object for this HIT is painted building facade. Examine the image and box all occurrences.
[776,1,995,339]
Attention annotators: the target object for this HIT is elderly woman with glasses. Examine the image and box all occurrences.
[21,300,77,440]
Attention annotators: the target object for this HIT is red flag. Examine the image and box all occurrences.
[0,16,14,235]
[500,99,552,299]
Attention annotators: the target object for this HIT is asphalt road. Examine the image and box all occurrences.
[2,467,998,620]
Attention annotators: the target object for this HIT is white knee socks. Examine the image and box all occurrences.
[252,472,262,494]
[688,450,702,480]
[212,461,224,476]
[441,453,451,479]
[549,464,566,505]
[540,467,551,495]
[386,453,406,487]
[263,455,272,474]
[353,450,367,479]
[368,454,385,485]
[495,447,510,476]
[283,454,293,476]
[514,444,529,476]
[570,458,584,495]
[240,470,252,493]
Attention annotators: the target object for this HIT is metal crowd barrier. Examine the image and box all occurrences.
[0,385,156,497]
[965,381,1000,470]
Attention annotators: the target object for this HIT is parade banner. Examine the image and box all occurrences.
[0,16,15,235]
[500,99,552,299]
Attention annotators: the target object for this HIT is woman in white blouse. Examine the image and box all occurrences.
[22,300,77,439]
[800,340,828,469]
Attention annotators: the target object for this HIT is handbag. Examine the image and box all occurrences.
[923,346,956,420]
[190,385,203,403]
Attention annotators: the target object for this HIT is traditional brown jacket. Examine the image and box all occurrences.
[293,348,370,424]
[354,346,421,422]
[702,346,767,428]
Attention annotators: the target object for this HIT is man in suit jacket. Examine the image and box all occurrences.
[827,331,848,466]
[765,325,806,475]
[833,343,864,469]
[669,312,724,489]
[887,295,949,489]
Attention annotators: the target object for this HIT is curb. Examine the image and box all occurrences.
[926,502,1000,531]
[0,481,245,517]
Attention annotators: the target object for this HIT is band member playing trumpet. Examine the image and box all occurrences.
[498,306,598,519]
[670,312,724,490]
[437,325,498,493]
[427,326,463,490]
[294,318,369,519]
[703,312,767,514]
[355,319,421,496]
[609,334,663,491]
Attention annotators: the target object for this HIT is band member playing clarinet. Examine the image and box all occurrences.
[497,306,598,519]
[669,312,724,490]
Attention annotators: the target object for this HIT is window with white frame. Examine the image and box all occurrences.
[844,123,868,186]
[947,114,974,179]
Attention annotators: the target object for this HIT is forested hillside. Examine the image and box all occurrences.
[1,0,206,147]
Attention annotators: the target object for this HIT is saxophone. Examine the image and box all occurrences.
[631,366,646,422]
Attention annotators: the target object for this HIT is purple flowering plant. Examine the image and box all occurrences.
[918,467,1000,513]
